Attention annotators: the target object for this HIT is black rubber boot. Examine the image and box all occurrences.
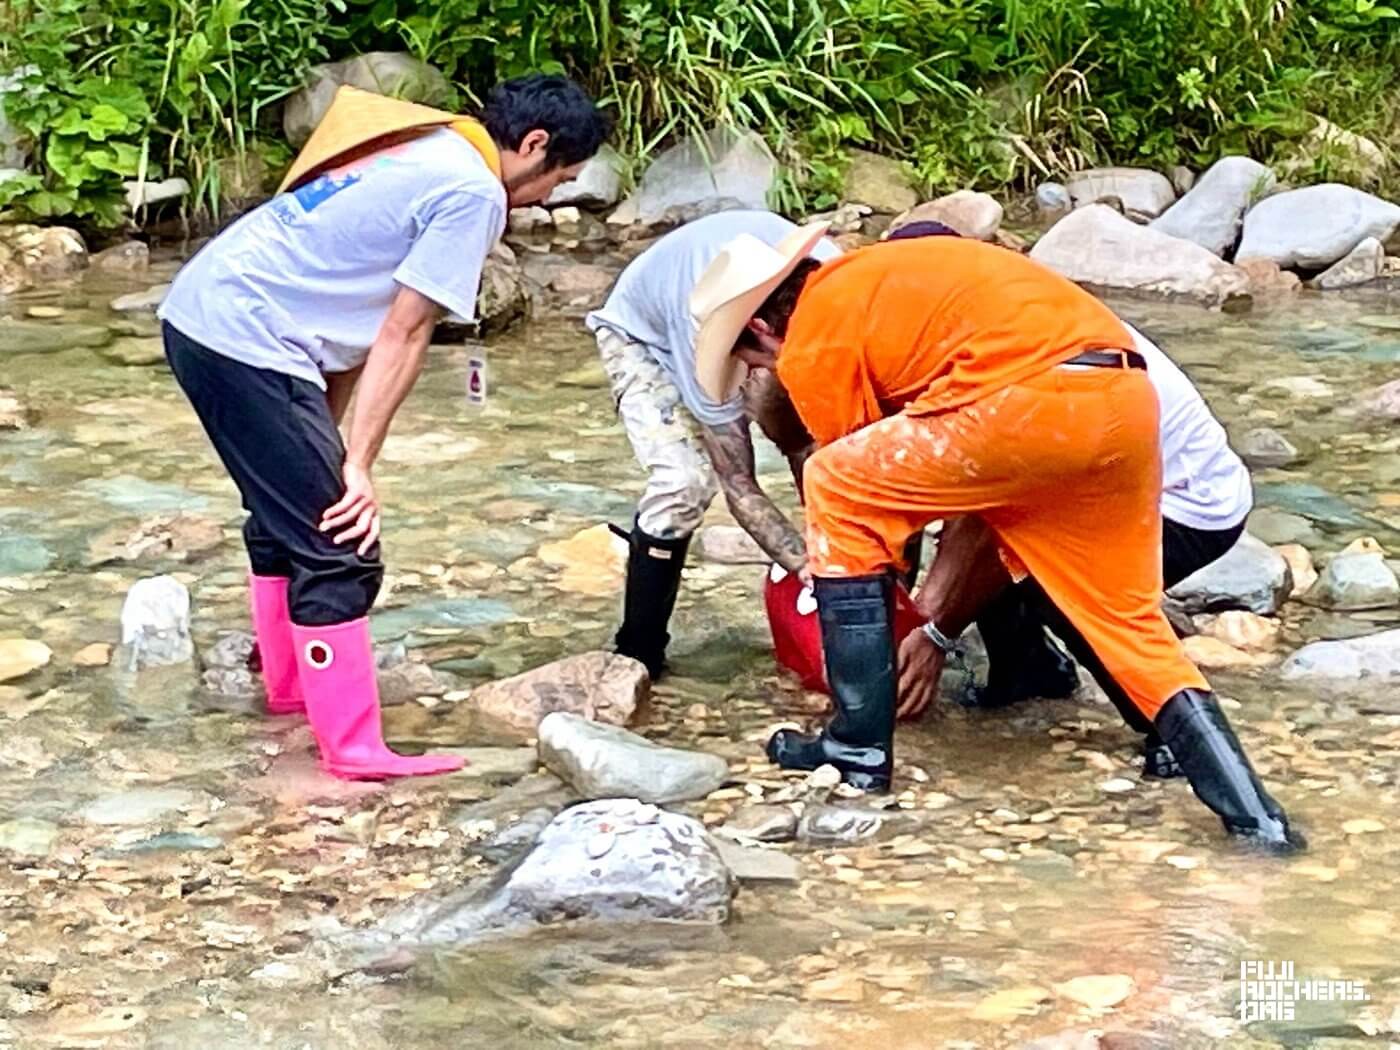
[613,523,690,679]
[1154,689,1305,854]
[1142,731,1182,779]
[766,574,895,792]
[966,588,1079,709]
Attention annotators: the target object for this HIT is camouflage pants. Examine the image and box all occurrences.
[597,328,717,539]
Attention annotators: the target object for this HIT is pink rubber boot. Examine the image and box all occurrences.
[249,574,304,716]
[291,618,465,780]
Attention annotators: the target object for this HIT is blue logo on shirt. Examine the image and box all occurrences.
[293,171,362,212]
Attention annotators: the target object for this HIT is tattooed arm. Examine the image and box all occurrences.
[700,418,808,575]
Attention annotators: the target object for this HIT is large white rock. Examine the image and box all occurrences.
[1235,184,1400,270]
[1029,205,1250,306]
[1168,533,1292,615]
[1065,167,1176,220]
[1149,156,1274,257]
[117,575,194,670]
[0,69,32,169]
[1282,629,1400,681]
[503,800,735,924]
[1311,237,1386,290]
[545,144,625,209]
[124,178,190,211]
[283,52,452,147]
[610,127,776,226]
[538,712,730,803]
[400,799,736,945]
[466,651,647,742]
[1307,552,1400,610]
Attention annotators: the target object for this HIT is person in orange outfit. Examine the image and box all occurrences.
[690,234,1302,852]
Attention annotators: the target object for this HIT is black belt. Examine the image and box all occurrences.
[1062,349,1147,370]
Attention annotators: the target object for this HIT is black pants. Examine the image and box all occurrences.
[164,322,382,625]
[979,516,1244,732]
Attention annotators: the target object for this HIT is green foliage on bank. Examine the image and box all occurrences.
[2,0,1398,227]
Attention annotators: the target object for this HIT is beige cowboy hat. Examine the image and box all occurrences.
[690,221,831,403]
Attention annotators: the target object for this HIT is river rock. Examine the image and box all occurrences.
[1030,205,1249,306]
[893,190,1001,240]
[1182,634,1272,670]
[713,837,801,881]
[465,651,646,740]
[1238,426,1301,469]
[87,513,224,566]
[1248,509,1319,547]
[547,263,615,306]
[1361,378,1400,421]
[475,243,529,334]
[0,639,51,682]
[117,575,194,670]
[537,523,627,595]
[1054,973,1136,1009]
[0,224,87,294]
[1281,629,1400,680]
[799,803,885,844]
[1276,543,1318,596]
[1198,610,1279,651]
[124,178,189,211]
[1149,156,1273,257]
[717,804,799,843]
[1235,257,1302,300]
[508,205,551,234]
[90,240,150,272]
[610,127,775,226]
[538,712,729,803]
[283,52,452,146]
[0,388,33,430]
[546,144,625,209]
[1312,237,1385,290]
[0,535,52,574]
[699,525,767,564]
[1036,181,1072,218]
[503,799,734,924]
[0,320,114,355]
[97,336,165,367]
[1307,552,1400,610]
[0,817,59,857]
[1167,533,1291,615]
[110,284,170,312]
[843,150,918,214]
[1066,167,1175,220]
[77,787,199,826]
[1300,115,1388,186]
[1235,184,1400,270]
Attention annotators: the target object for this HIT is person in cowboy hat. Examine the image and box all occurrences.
[690,233,1303,853]
[874,221,1255,780]
[158,75,610,781]
[585,211,836,678]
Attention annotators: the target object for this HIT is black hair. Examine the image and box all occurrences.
[482,74,611,170]
[752,256,822,340]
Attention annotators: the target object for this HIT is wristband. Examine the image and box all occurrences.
[921,620,958,652]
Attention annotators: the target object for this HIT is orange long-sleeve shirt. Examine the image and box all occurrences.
[775,237,1134,446]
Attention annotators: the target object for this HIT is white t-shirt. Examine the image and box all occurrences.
[586,210,841,427]
[159,129,506,389]
[1127,324,1253,531]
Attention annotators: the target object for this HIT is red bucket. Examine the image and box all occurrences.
[764,566,926,693]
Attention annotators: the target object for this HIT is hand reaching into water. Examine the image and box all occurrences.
[320,462,380,556]
[896,628,945,721]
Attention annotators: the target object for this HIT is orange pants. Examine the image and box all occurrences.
[803,367,1207,719]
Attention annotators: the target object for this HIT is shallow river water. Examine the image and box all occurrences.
[2,258,1400,1050]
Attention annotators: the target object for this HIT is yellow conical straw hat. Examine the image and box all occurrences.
[277,85,501,193]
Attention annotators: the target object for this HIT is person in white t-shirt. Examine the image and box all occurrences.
[585,211,839,678]
[158,75,609,782]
